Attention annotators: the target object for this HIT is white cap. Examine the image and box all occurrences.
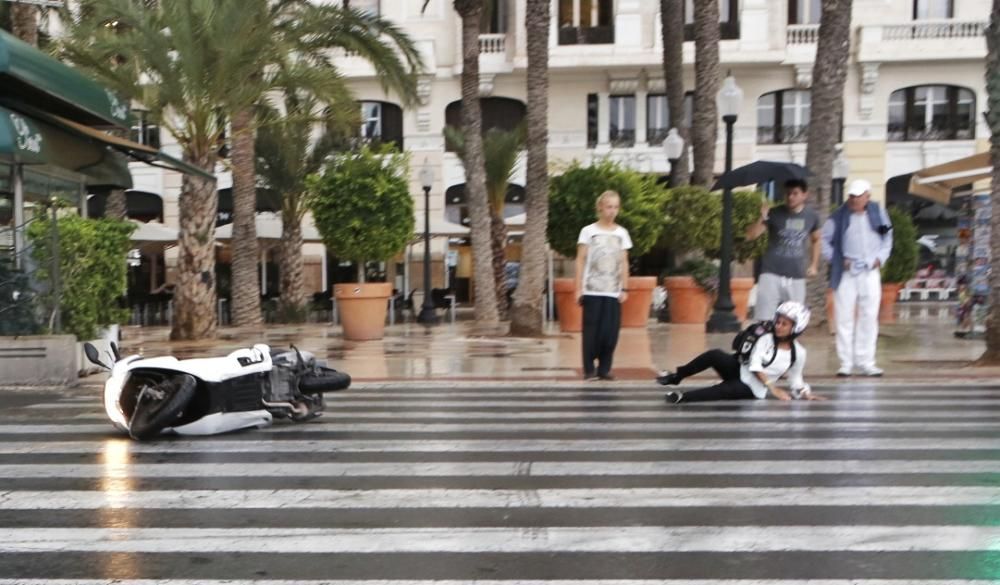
[847,179,872,197]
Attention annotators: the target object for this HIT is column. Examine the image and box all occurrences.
[13,165,23,269]
[597,92,610,147]
[635,88,648,146]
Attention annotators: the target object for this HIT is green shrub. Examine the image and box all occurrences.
[667,257,720,294]
[661,186,767,263]
[882,206,919,284]
[548,159,668,258]
[307,145,415,282]
[27,214,134,340]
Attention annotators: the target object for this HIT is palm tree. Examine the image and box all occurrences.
[454,0,500,324]
[660,0,690,186]
[255,93,355,321]
[226,1,422,328]
[509,0,550,336]
[803,0,853,320]
[9,1,38,46]
[59,0,279,340]
[446,125,525,318]
[691,0,720,187]
[978,0,1000,362]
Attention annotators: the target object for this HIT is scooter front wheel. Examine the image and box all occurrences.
[129,374,197,440]
[299,367,351,394]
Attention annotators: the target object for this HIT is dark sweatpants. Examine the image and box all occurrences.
[581,295,621,378]
[675,349,756,402]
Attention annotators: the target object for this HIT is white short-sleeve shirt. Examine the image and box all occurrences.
[577,223,633,298]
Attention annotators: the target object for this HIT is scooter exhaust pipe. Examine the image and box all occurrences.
[262,400,311,417]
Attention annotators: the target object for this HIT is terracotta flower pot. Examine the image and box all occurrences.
[663,276,712,324]
[730,277,754,323]
[880,282,903,324]
[335,282,392,341]
[553,278,582,333]
[621,276,657,328]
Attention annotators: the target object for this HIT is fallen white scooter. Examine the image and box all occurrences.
[84,342,351,440]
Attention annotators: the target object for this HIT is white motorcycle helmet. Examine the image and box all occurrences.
[775,301,811,338]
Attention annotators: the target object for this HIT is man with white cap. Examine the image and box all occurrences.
[820,179,893,377]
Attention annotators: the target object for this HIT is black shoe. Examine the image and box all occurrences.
[598,373,616,381]
[656,370,682,386]
[584,373,599,382]
[664,391,684,404]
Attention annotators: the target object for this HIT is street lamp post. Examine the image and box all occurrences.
[664,127,685,187]
[707,73,743,334]
[417,160,439,325]
[832,146,850,207]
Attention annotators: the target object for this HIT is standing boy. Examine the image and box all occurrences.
[746,178,821,320]
[576,190,632,381]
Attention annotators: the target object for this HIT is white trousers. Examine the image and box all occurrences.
[754,273,807,321]
[834,269,881,370]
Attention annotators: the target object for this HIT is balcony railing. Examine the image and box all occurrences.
[883,20,986,41]
[558,25,615,45]
[478,33,507,54]
[786,24,819,45]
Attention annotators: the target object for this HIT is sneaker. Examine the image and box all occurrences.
[656,371,682,386]
[859,366,884,377]
[664,391,684,404]
[583,373,599,382]
[598,374,616,381]
[836,368,852,378]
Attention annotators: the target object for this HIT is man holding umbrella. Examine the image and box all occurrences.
[746,178,821,319]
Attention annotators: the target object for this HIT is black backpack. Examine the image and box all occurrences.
[732,320,795,367]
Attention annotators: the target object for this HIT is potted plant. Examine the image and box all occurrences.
[548,160,668,331]
[659,186,766,323]
[879,206,919,323]
[308,145,414,341]
[663,258,719,324]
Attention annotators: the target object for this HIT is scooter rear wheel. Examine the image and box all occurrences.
[299,367,352,394]
[129,374,197,440]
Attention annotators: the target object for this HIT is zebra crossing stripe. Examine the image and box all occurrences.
[0,581,991,585]
[0,486,998,509]
[1,526,999,553]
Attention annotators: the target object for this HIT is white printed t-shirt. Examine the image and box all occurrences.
[577,223,633,299]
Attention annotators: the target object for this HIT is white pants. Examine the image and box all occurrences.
[834,269,881,370]
[754,273,807,321]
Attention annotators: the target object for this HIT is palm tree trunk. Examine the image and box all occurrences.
[509,0,550,336]
[10,2,38,46]
[691,0,720,187]
[661,0,691,186]
[455,0,500,324]
[171,151,218,341]
[106,189,127,220]
[491,210,509,318]
[804,0,853,321]
[978,0,1000,363]
[230,107,263,328]
[279,208,307,322]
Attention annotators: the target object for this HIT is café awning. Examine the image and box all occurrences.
[0,105,215,186]
[908,152,992,204]
[0,29,130,128]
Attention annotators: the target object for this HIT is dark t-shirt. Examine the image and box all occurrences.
[759,205,820,279]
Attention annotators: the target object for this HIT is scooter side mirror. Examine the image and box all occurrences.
[83,343,110,370]
[110,341,121,362]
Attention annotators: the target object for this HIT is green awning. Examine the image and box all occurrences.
[0,29,131,128]
[0,105,132,188]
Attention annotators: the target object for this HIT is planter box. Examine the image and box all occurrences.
[0,335,78,386]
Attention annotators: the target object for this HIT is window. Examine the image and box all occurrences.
[129,110,160,149]
[444,98,526,151]
[358,101,403,149]
[914,0,952,19]
[757,90,810,144]
[609,95,636,147]
[482,0,507,34]
[587,94,599,148]
[558,0,614,45]
[647,93,694,145]
[684,0,740,40]
[788,0,821,24]
[888,85,975,141]
[343,0,379,16]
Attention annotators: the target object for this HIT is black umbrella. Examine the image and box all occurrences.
[712,160,810,191]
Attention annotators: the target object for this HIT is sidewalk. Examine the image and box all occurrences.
[111,302,996,385]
